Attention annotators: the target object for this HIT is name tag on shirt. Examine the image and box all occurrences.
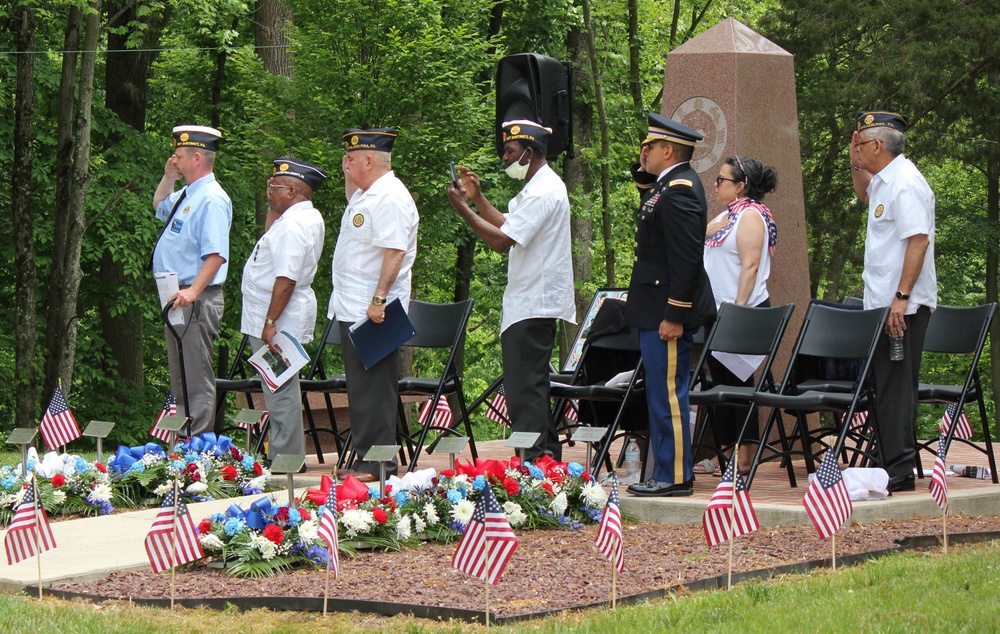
[170,218,184,234]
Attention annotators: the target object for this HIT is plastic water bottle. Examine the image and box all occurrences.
[889,334,905,362]
[950,465,992,480]
[621,437,641,484]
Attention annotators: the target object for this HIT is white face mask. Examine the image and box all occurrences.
[504,150,530,180]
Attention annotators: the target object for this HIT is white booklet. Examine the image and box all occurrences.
[154,272,185,325]
[247,331,310,393]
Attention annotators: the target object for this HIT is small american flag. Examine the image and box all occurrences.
[237,411,269,431]
[485,383,509,427]
[451,485,518,585]
[39,386,81,450]
[4,480,56,565]
[562,400,579,423]
[939,403,973,441]
[803,450,853,539]
[418,397,453,431]
[703,460,759,547]
[844,410,868,431]
[150,388,177,442]
[929,430,949,513]
[144,485,204,573]
[594,473,624,573]
[318,481,340,578]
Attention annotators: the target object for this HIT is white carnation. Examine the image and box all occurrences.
[248,475,269,490]
[451,499,476,527]
[340,509,375,538]
[423,502,439,526]
[580,481,608,508]
[200,533,225,549]
[502,501,528,527]
[251,533,277,560]
[396,515,412,541]
[297,519,319,544]
[89,483,113,503]
[186,481,208,494]
[50,490,67,506]
[550,491,568,516]
[413,514,427,534]
[153,483,172,496]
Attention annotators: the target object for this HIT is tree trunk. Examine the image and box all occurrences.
[211,18,239,129]
[581,0,613,285]
[627,0,642,115]
[43,0,102,400]
[99,1,169,387]
[986,143,999,428]
[254,0,294,230]
[562,25,594,355]
[12,3,38,428]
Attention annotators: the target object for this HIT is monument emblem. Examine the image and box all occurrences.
[671,96,727,174]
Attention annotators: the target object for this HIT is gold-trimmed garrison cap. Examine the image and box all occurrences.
[272,158,327,191]
[857,111,908,133]
[642,112,702,147]
[500,119,552,148]
[343,128,397,153]
[172,125,222,151]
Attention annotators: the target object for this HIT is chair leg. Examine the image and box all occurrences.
[301,393,326,465]
[975,390,999,483]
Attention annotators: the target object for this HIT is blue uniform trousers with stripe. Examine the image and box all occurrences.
[639,328,694,485]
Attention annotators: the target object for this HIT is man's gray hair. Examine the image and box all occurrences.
[371,150,392,168]
[868,126,905,156]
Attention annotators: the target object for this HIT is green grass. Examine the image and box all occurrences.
[1,541,997,633]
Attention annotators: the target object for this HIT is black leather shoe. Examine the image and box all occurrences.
[888,474,915,493]
[626,479,694,497]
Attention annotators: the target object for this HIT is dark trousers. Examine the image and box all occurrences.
[340,321,399,476]
[501,318,559,462]
[873,306,931,479]
[640,328,695,485]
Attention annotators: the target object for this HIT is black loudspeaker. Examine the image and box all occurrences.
[495,53,573,159]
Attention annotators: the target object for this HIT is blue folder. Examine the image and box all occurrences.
[348,298,417,369]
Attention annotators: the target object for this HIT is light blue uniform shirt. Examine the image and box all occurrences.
[153,173,232,286]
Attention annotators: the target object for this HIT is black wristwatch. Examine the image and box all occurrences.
[895,291,910,300]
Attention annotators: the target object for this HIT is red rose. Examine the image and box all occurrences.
[229,446,243,461]
[220,465,238,481]
[541,482,554,496]
[94,463,107,473]
[185,463,199,473]
[373,508,388,525]
[51,474,66,487]
[253,462,263,476]
[262,524,284,545]
[191,471,202,482]
[503,477,519,496]
[384,485,393,495]
[198,519,212,535]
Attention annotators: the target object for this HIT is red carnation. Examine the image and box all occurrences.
[541,482,554,496]
[229,446,243,461]
[298,508,311,521]
[253,462,264,476]
[221,465,238,481]
[190,471,202,482]
[262,524,284,545]
[185,463,199,473]
[94,463,107,473]
[51,474,66,487]
[372,508,388,525]
[198,519,212,535]
[503,477,519,496]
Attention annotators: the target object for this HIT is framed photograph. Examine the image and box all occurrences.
[562,288,629,373]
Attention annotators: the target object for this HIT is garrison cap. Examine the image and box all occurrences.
[500,119,552,148]
[272,158,327,191]
[856,111,908,134]
[343,128,397,153]
[172,125,222,152]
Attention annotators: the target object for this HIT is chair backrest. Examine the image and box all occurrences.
[405,299,475,349]
[841,295,864,307]
[302,319,342,380]
[796,303,889,360]
[702,302,795,357]
[922,303,997,355]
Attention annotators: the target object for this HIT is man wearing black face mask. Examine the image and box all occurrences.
[447,119,576,461]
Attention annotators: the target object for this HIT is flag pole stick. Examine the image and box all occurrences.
[483,528,491,628]
[943,507,948,555]
[611,564,617,609]
[831,532,837,571]
[726,444,739,590]
[168,478,181,610]
[323,551,332,615]
[32,480,42,599]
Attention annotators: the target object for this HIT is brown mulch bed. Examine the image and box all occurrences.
[52,514,999,618]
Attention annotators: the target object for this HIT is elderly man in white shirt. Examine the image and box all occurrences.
[241,158,326,463]
[850,110,936,493]
[329,128,419,482]
[448,119,576,461]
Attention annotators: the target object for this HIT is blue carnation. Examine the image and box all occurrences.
[317,505,327,518]
[1,477,17,490]
[224,517,246,536]
[288,508,302,526]
[528,465,545,480]
[129,461,145,473]
[73,457,90,473]
[472,476,486,491]
[211,513,226,522]
[368,486,379,499]
[446,490,463,504]
[567,462,584,478]
[25,459,37,473]
[184,451,199,462]
[171,460,186,470]
[241,455,255,470]
[393,491,409,507]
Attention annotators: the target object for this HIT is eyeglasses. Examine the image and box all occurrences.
[267,183,292,193]
[715,176,740,187]
[853,138,879,149]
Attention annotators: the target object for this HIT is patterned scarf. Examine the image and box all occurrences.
[704,197,778,256]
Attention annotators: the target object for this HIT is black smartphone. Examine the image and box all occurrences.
[449,161,459,185]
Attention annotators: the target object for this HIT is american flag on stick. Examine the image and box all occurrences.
[939,403,973,441]
[451,485,518,585]
[843,410,868,431]
[485,383,509,426]
[318,479,341,578]
[929,430,950,513]
[703,460,759,547]
[39,386,81,450]
[594,473,624,573]
[802,449,853,539]
[418,397,454,431]
[4,479,56,565]
[144,485,204,573]
[150,388,177,442]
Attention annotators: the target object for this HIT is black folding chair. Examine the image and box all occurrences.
[689,303,796,483]
[398,299,478,470]
[749,303,890,487]
[917,303,998,483]
[298,320,351,467]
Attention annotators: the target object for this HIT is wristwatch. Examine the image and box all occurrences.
[264,317,276,325]
[371,295,386,306]
[895,291,910,300]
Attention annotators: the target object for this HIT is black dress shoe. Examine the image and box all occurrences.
[888,474,915,493]
[626,479,694,497]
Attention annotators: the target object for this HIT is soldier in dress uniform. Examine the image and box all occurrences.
[624,113,716,497]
